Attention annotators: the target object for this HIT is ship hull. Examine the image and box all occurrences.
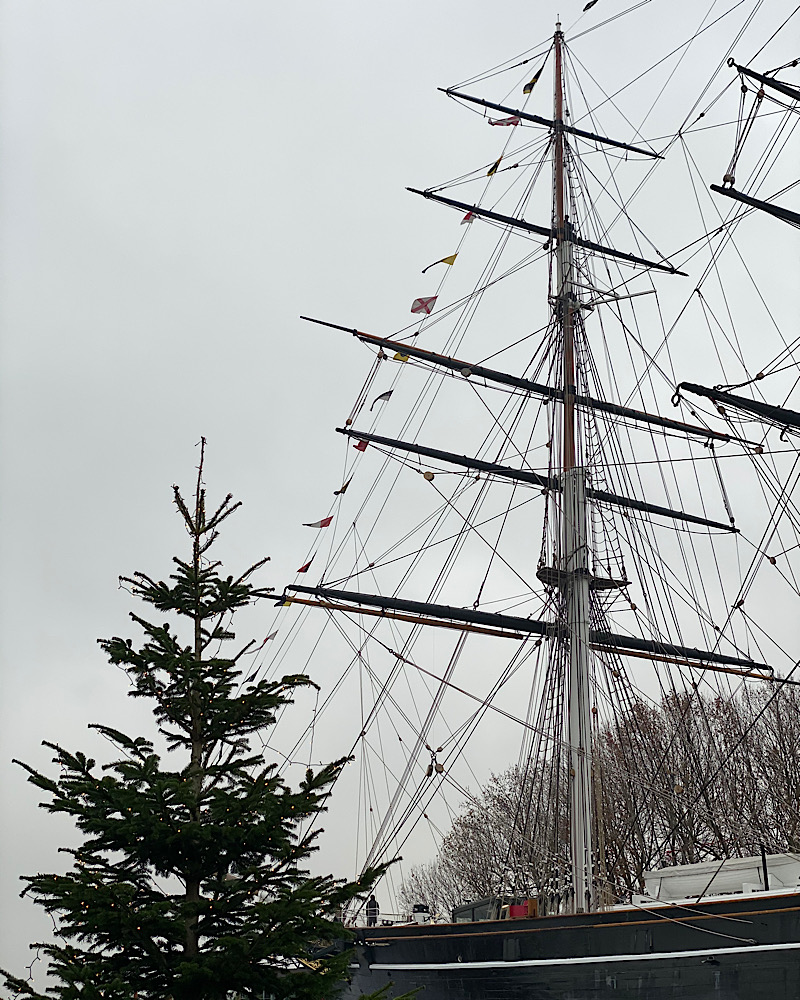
[341,892,800,999]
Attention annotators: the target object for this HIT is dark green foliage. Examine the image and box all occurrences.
[357,986,421,1000]
[3,447,389,999]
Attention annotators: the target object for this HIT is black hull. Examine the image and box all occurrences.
[341,893,800,999]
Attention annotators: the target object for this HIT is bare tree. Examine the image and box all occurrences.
[400,685,800,914]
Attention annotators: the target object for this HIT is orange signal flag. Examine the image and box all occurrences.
[487,157,502,177]
[334,477,352,495]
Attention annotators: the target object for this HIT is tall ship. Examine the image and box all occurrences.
[263,6,800,997]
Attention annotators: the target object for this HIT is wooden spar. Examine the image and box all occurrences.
[276,595,786,684]
[678,382,800,431]
[709,185,800,228]
[406,188,687,274]
[439,88,663,158]
[335,426,738,532]
[731,61,800,103]
[286,584,771,671]
[590,644,793,684]
[272,594,527,640]
[299,316,760,447]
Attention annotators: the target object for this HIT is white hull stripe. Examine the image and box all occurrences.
[369,940,800,971]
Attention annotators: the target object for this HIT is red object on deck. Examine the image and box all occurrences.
[508,904,528,919]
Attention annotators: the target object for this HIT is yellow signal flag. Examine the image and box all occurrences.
[278,597,293,607]
[421,253,458,274]
[523,65,545,94]
[394,352,410,362]
[487,157,502,177]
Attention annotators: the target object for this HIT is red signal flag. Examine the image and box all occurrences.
[303,516,333,528]
[411,296,437,315]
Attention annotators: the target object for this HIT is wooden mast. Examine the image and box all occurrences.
[553,22,596,913]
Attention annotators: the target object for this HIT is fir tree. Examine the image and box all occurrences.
[3,445,389,1000]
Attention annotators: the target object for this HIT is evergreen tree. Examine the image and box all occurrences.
[3,446,389,1000]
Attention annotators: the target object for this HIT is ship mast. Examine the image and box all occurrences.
[553,22,595,913]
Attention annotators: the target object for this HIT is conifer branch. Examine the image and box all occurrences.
[3,456,395,999]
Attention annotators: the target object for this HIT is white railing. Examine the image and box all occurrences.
[349,909,438,927]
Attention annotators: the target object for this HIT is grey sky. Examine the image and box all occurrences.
[1,0,798,984]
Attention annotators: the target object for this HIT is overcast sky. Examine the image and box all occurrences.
[1,0,797,984]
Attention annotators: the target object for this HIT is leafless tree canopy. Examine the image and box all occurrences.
[399,685,800,916]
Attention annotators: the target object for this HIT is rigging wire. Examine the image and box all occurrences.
[250,4,800,909]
